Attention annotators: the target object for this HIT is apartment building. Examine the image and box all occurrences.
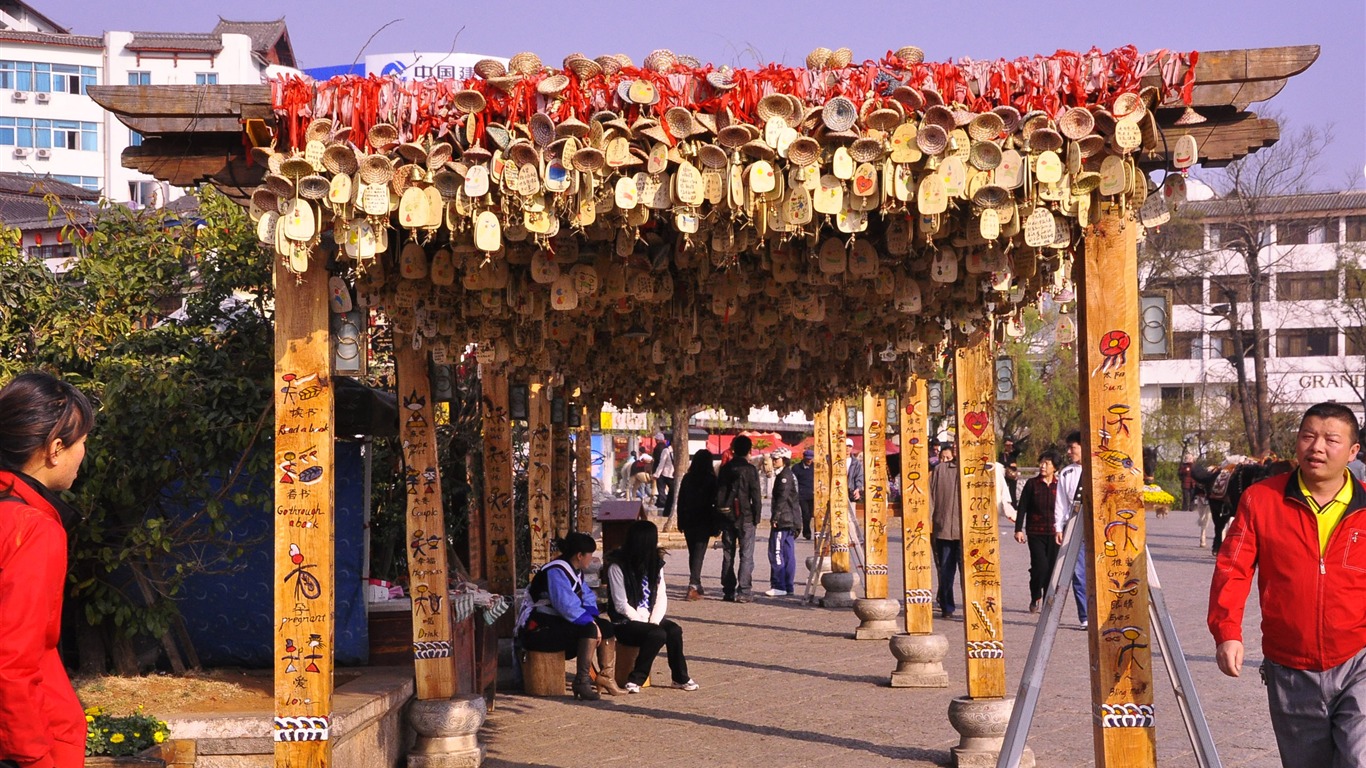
[0,0,292,208]
[1141,191,1366,421]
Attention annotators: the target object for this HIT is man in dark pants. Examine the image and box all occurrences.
[715,435,762,603]
[929,445,961,618]
[792,449,816,539]
[1210,402,1366,767]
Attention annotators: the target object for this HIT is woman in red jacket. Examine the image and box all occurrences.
[0,371,95,768]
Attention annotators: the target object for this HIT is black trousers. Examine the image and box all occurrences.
[683,528,711,589]
[615,618,689,685]
[520,613,614,655]
[1026,533,1061,603]
[800,496,814,538]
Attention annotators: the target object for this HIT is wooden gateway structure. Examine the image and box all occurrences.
[91,42,1315,768]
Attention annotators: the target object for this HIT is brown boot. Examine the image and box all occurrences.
[686,587,702,601]
[596,638,624,696]
[572,638,600,701]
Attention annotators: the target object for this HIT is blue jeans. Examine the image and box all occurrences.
[768,528,797,592]
[934,538,962,616]
[720,520,757,597]
[1072,540,1089,624]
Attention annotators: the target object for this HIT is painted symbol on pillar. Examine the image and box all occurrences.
[1104,625,1149,671]
[1099,703,1154,729]
[1107,404,1134,438]
[967,640,1004,658]
[282,638,300,673]
[905,588,933,605]
[274,715,332,742]
[284,543,322,601]
[906,520,927,548]
[413,584,443,617]
[422,466,437,494]
[279,448,323,485]
[1108,577,1141,595]
[1093,330,1131,376]
[1094,448,1140,475]
[1105,509,1141,553]
[411,530,441,559]
[304,633,325,673]
[413,641,452,659]
[403,390,428,430]
[906,470,923,496]
[280,372,327,405]
[963,410,990,437]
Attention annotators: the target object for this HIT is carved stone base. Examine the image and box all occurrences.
[805,555,831,599]
[853,597,901,640]
[820,571,856,608]
[407,695,488,768]
[947,696,1033,768]
[888,633,949,687]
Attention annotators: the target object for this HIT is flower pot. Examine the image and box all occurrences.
[86,746,166,767]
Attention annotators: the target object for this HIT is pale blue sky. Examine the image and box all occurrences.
[32,0,1365,187]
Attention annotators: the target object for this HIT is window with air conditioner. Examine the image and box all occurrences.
[13,147,29,157]
[35,148,50,159]
[11,91,27,102]
[35,92,49,103]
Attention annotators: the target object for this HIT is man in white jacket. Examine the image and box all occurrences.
[1053,431,1088,629]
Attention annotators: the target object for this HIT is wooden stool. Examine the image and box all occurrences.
[522,650,568,697]
[614,644,650,689]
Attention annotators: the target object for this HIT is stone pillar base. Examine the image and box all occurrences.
[805,554,831,600]
[853,597,901,640]
[888,633,950,687]
[820,571,856,608]
[407,695,488,768]
[947,696,1033,768]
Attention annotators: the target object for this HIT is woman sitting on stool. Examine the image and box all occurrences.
[519,533,623,700]
[605,520,699,692]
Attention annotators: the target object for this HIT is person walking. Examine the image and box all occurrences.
[929,444,961,619]
[715,435,762,603]
[1209,402,1366,767]
[654,439,676,512]
[759,452,775,500]
[0,372,96,768]
[617,449,637,496]
[605,521,699,693]
[792,449,816,539]
[1013,449,1061,613]
[1053,431,1088,629]
[847,438,864,510]
[765,448,802,596]
[676,449,719,601]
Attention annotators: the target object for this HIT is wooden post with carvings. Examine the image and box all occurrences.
[828,398,850,573]
[574,404,593,534]
[527,379,553,569]
[900,378,935,634]
[272,251,336,760]
[394,339,458,700]
[480,365,517,635]
[954,337,1006,699]
[862,391,889,599]
[551,394,571,540]
[1078,209,1156,765]
[813,406,830,557]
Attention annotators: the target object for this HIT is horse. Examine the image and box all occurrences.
[1190,457,1294,555]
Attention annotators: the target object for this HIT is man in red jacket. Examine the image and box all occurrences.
[1208,402,1366,767]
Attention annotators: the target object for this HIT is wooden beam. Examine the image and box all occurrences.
[527,379,553,569]
[1077,208,1157,766]
[88,83,272,118]
[552,400,571,540]
[899,378,935,635]
[828,398,851,573]
[119,116,245,134]
[574,406,593,534]
[954,336,1006,700]
[863,391,889,600]
[272,246,335,762]
[813,406,830,557]
[1144,113,1281,170]
[1161,78,1288,111]
[480,366,517,634]
[394,339,458,700]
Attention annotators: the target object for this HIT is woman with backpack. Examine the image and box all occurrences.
[0,372,95,768]
[605,520,699,693]
[675,449,719,601]
[517,533,623,700]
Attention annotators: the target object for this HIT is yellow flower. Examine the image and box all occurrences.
[154,731,167,744]
[110,734,125,744]
[133,732,141,738]
[86,715,95,723]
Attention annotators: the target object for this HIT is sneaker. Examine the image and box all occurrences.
[763,588,788,597]
[672,678,700,691]
[625,682,642,694]
[1080,621,1089,630]
[734,594,751,604]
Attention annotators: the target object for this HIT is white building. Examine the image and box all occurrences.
[1141,191,1366,428]
[0,0,292,207]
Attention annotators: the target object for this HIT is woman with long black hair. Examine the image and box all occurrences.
[517,532,622,700]
[605,520,698,693]
[675,449,718,601]
[0,372,95,768]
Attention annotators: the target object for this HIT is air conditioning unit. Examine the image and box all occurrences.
[12,147,30,158]
[11,91,28,102]
[35,92,50,104]
[35,148,50,159]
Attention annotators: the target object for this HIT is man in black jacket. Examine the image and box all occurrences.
[715,435,763,603]
[765,448,803,596]
[792,449,816,539]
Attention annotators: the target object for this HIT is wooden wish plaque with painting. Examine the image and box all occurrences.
[862,391,889,599]
[899,377,935,634]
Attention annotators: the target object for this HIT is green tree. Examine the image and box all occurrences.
[0,188,274,673]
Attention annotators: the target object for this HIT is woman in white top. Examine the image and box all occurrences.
[605,520,698,692]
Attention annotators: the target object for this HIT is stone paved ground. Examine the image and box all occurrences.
[482,509,1278,767]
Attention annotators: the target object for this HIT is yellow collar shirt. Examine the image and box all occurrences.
[1297,470,1355,556]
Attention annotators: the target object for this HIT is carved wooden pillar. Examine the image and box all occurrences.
[526,379,553,569]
